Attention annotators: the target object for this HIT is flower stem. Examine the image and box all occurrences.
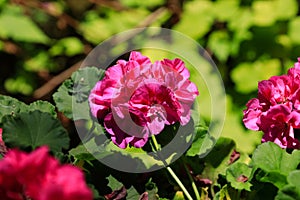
[182,160,201,200]
[151,135,193,200]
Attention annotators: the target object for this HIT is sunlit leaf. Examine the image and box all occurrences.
[231,59,281,93]
[53,67,104,120]
[252,1,277,26]
[226,162,252,191]
[174,0,214,39]
[0,95,27,123]
[252,142,300,188]
[4,76,34,96]
[0,5,49,43]
[186,125,214,157]
[24,51,56,72]
[27,100,56,118]
[213,0,240,22]
[274,0,298,20]
[49,37,84,56]
[288,17,300,44]
[221,96,262,154]
[207,31,231,62]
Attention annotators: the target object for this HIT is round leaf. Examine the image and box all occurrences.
[0,95,27,123]
[2,111,69,153]
[226,162,252,191]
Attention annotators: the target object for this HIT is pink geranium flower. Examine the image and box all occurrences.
[89,51,199,148]
[0,146,93,200]
[243,58,300,149]
[0,128,4,145]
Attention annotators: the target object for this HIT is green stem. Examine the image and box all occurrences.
[236,189,241,200]
[182,160,201,200]
[151,135,193,200]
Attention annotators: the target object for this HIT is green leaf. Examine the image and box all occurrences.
[27,101,57,118]
[202,137,236,184]
[252,1,277,26]
[255,170,287,189]
[274,0,298,20]
[107,175,123,190]
[174,1,214,39]
[107,176,140,199]
[253,143,300,176]
[288,17,300,44]
[213,0,240,22]
[53,67,104,120]
[252,142,300,188]
[226,162,253,191]
[0,95,57,122]
[231,59,281,93]
[275,170,300,200]
[24,51,57,72]
[2,111,69,152]
[207,31,232,62]
[49,37,84,56]
[126,186,140,200]
[69,140,96,161]
[4,76,34,96]
[0,5,49,43]
[145,179,159,200]
[213,185,231,200]
[186,125,214,157]
[0,95,27,123]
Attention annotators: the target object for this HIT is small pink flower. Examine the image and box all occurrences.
[0,146,93,200]
[89,51,199,148]
[243,58,300,149]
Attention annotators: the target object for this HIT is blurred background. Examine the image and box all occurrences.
[1,0,299,154]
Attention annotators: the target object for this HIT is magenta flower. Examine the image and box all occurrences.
[0,146,93,200]
[0,128,4,146]
[89,51,199,148]
[243,58,300,149]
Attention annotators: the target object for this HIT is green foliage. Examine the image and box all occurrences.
[252,142,300,189]
[186,125,214,157]
[2,111,69,152]
[231,59,281,93]
[202,137,236,184]
[49,37,84,57]
[1,0,300,199]
[0,95,56,121]
[4,76,35,96]
[226,162,252,191]
[53,67,104,120]
[0,5,49,43]
[27,101,56,118]
[0,95,28,122]
[276,170,300,200]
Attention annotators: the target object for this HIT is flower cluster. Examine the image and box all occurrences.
[89,51,199,148]
[0,146,93,200]
[243,58,300,149]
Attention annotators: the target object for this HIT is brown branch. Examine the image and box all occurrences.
[33,6,167,99]
[89,0,128,11]
[136,7,167,28]
[33,61,82,99]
